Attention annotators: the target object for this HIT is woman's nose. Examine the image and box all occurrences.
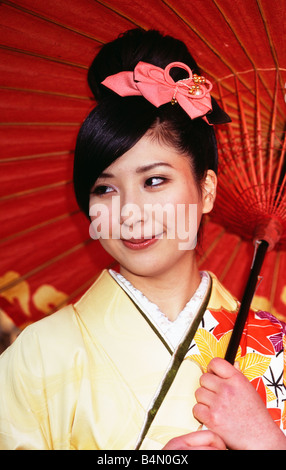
[120,202,144,227]
[119,189,147,228]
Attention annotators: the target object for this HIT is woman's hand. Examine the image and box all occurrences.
[163,430,226,450]
[193,357,286,450]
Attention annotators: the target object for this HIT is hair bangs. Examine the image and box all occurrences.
[73,96,157,216]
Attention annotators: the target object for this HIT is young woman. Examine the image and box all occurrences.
[0,29,285,450]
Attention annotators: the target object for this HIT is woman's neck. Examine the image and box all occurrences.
[120,257,201,322]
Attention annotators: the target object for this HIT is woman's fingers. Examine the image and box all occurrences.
[207,357,239,378]
[163,430,226,450]
[195,381,215,405]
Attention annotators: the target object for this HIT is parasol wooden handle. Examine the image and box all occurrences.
[224,239,269,364]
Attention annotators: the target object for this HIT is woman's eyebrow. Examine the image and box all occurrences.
[97,162,174,179]
[97,171,114,179]
[136,162,174,173]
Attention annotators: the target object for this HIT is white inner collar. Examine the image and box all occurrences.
[109,269,210,349]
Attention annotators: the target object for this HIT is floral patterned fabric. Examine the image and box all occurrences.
[188,307,286,432]
[0,270,285,449]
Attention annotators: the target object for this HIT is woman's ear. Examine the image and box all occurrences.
[202,170,217,214]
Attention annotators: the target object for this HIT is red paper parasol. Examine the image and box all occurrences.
[198,66,286,339]
[0,0,285,338]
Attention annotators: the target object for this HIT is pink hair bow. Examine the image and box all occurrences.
[102,61,213,122]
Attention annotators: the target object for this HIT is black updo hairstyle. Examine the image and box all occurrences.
[73,28,230,218]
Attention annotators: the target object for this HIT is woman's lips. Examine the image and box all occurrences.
[121,235,160,250]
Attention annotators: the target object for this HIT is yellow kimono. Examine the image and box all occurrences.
[0,269,285,450]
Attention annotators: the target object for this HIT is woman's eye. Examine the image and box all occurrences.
[145,177,166,188]
[91,185,114,196]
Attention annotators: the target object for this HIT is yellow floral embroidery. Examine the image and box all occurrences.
[235,348,271,381]
[265,385,278,403]
[187,328,276,404]
[186,328,232,372]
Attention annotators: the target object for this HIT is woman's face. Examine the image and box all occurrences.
[89,135,216,279]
